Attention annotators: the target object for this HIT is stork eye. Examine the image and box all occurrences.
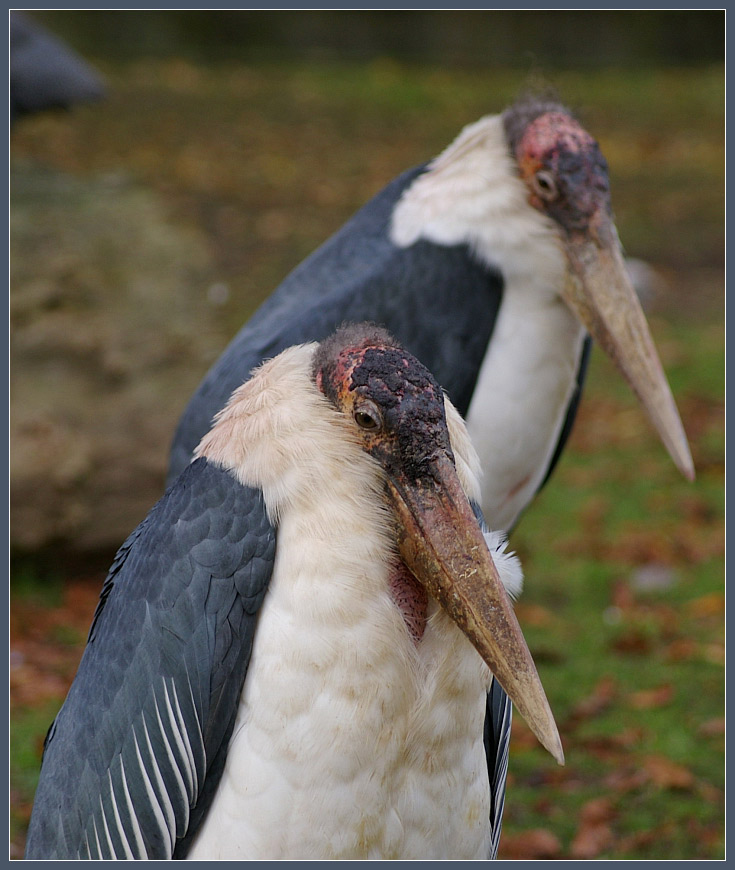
[354,404,382,431]
[532,170,558,201]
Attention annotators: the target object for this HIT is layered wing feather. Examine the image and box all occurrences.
[24,458,275,859]
[485,678,513,860]
[470,500,513,859]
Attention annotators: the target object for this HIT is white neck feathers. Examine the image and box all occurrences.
[390,114,563,281]
[194,343,482,521]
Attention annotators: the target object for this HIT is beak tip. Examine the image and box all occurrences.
[564,237,696,489]
[552,741,565,767]
[673,444,695,482]
[538,724,565,766]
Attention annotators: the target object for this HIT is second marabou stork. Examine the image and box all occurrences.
[168,96,694,531]
[24,323,562,860]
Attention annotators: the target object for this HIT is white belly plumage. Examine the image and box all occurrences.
[186,516,493,860]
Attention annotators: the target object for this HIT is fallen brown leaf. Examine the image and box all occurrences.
[604,765,648,793]
[643,754,696,790]
[498,827,562,860]
[616,828,660,853]
[627,683,674,710]
[611,629,653,655]
[676,525,725,564]
[580,727,645,762]
[514,601,557,627]
[698,717,725,738]
[579,796,616,824]
[701,643,725,665]
[580,495,609,536]
[568,674,618,721]
[685,592,725,619]
[611,579,635,611]
[612,726,646,749]
[608,527,678,565]
[697,781,724,805]
[507,717,538,752]
[570,822,613,859]
[570,796,616,857]
[663,637,698,661]
[690,820,725,852]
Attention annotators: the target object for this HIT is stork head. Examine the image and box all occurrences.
[504,98,694,482]
[314,322,564,765]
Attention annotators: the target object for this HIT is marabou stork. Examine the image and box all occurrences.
[168,97,693,532]
[25,323,562,860]
[9,11,105,126]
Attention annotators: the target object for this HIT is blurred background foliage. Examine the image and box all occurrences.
[34,9,725,68]
[10,9,724,861]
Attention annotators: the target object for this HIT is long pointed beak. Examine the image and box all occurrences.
[385,453,564,765]
[563,213,694,481]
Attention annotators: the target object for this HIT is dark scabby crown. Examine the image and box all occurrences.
[312,321,401,382]
[314,321,453,480]
[502,92,576,154]
[313,320,445,421]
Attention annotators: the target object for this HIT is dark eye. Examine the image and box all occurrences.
[532,170,558,201]
[354,404,382,431]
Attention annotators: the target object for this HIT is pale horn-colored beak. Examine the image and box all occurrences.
[563,211,694,482]
[385,452,564,766]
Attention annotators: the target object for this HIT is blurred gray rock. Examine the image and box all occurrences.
[10,164,221,554]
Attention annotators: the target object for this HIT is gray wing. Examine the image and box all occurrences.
[24,457,276,860]
[167,165,504,484]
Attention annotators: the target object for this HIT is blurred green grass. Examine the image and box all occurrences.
[503,334,724,858]
[10,59,724,859]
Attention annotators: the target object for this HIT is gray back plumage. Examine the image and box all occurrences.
[167,165,504,484]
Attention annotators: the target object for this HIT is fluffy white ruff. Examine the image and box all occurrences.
[195,343,484,518]
[483,530,524,601]
[390,114,556,266]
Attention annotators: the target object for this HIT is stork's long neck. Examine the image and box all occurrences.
[465,278,585,531]
[391,114,587,531]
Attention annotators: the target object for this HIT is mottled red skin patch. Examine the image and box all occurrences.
[389,558,428,643]
[517,112,597,173]
[515,111,612,234]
